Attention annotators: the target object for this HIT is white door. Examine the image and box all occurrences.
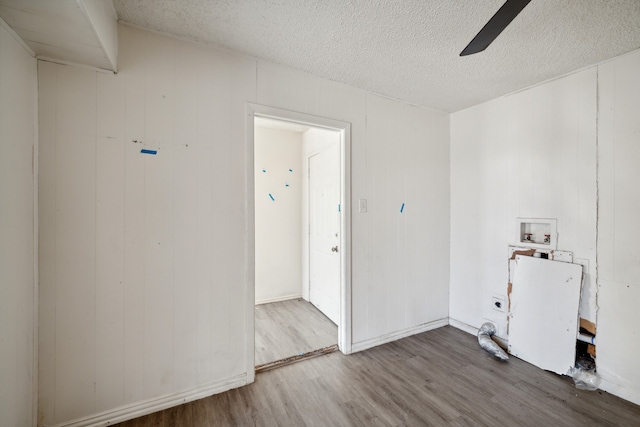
[309,144,341,324]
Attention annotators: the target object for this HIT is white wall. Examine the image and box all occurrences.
[255,126,303,304]
[0,19,37,427]
[38,24,255,425]
[450,48,640,406]
[352,94,450,348]
[37,24,450,425]
[450,68,597,338]
[301,127,341,301]
[596,49,640,405]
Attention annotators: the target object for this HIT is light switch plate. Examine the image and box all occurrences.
[359,198,367,213]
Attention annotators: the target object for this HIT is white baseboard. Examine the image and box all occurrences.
[255,294,303,305]
[53,373,247,427]
[599,377,640,407]
[351,318,448,353]
[448,318,479,336]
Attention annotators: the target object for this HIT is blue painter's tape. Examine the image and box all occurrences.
[269,193,275,201]
[262,169,266,173]
[400,203,405,213]
[141,149,157,155]
[289,168,293,172]
[285,183,290,187]
[338,204,341,212]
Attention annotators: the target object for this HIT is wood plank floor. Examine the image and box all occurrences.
[255,298,338,366]
[116,326,640,426]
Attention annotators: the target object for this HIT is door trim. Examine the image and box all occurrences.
[246,103,352,381]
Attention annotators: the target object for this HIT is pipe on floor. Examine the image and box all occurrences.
[477,322,509,361]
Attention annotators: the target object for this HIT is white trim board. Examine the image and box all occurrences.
[351,318,448,353]
[255,294,303,305]
[599,378,640,407]
[48,374,247,427]
[448,318,479,336]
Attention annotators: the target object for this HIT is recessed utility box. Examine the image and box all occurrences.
[492,294,506,312]
[515,218,557,250]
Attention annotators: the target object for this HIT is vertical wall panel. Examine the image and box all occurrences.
[596,49,640,406]
[0,19,36,427]
[208,49,257,378]
[37,59,58,426]
[54,66,97,422]
[121,24,146,405]
[172,40,200,392]
[194,50,214,382]
[142,30,175,398]
[95,71,126,412]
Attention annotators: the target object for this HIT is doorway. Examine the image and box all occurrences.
[247,104,352,374]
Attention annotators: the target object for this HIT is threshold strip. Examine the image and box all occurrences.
[255,344,338,373]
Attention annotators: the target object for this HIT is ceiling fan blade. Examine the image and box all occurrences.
[460,0,531,56]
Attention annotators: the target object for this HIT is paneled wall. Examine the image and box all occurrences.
[451,49,640,406]
[254,127,303,304]
[450,68,597,338]
[0,19,37,427]
[38,24,450,425]
[38,25,256,425]
[355,94,450,345]
[597,49,640,405]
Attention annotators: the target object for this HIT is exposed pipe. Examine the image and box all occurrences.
[577,333,596,345]
[477,322,509,361]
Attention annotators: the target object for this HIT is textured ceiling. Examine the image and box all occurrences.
[114,0,640,112]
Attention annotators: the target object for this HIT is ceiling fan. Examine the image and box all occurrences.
[460,0,532,56]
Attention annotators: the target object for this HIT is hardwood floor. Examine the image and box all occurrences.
[255,298,338,366]
[116,326,640,426]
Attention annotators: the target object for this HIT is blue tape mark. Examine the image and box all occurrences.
[141,149,157,155]
[285,183,290,187]
[289,168,293,172]
[262,169,266,173]
[400,203,405,213]
[338,204,341,212]
[269,193,275,201]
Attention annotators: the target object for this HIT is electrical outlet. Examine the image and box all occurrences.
[359,198,367,213]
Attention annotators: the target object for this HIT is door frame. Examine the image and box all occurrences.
[245,103,352,380]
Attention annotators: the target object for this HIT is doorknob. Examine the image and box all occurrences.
[331,246,339,253]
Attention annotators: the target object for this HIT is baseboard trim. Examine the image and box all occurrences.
[448,318,479,336]
[599,377,640,407]
[52,373,247,427]
[351,318,448,353]
[255,294,303,305]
